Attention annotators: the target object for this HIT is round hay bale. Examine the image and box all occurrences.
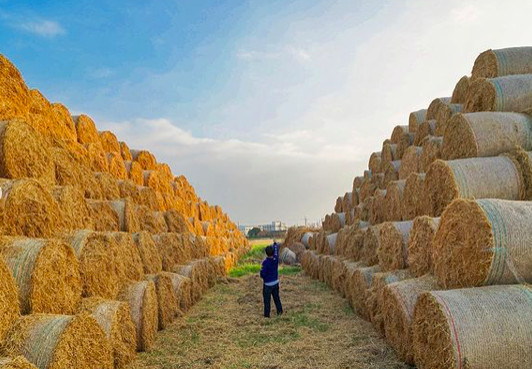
[413,284,532,369]
[132,232,163,275]
[510,148,532,199]
[74,114,100,144]
[135,186,158,210]
[118,280,158,352]
[190,234,209,259]
[399,146,422,179]
[325,233,337,254]
[119,141,132,161]
[382,143,398,164]
[434,103,462,137]
[93,172,120,200]
[52,185,93,230]
[407,216,440,277]
[383,160,401,185]
[0,54,31,121]
[420,135,442,172]
[0,356,38,369]
[396,132,415,159]
[365,269,412,336]
[0,257,19,345]
[401,173,429,220]
[124,161,144,185]
[152,233,192,271]
[301,232,315,249]
[110,199,140,232]
[163,272,192,313]
[108,232,144,283]
[442,112,532,160]
[391,125,409,144]
[164,209,189,233]
[0,237,81,315]
[348,265,380,320]
[27,89,56,138]
[425,156,525,217]
[370,172,386,190]
[172,261,207,303]
[433,198,532,288]
[1,189,54,244]
[330,258,348,295]
[472,47,532,78]
[369,189,386,224]
[280,248,297,265]
[382,275,440,364]
[144,273,178,330]
[3,314,113,369]
[408,109,427,133]
[377,220,413,271]
[99,131,120,154]
[64,230,121,299]
[465,74,532,113]
[368,152,382,173]
[413,119,436,145]
[342,260,363,299]
[288,242,306,261]
[85,142,109,172]
[136,206,167,233]
[451,75,470,104]
[361,226,381,266]
[107,152,127,179]
[131,150,157,170]
[353,176,364,189]
[117,179,139,199]
[142,170,169,193]
[426,97,451,120]
[78,297,136,369]
[0,119,55,184]
[342,192,353,213]
[86,200,120,232]
[363,170,372,180]
[385,179,406,221]
[359,178,376,203]
[334,196,342,213]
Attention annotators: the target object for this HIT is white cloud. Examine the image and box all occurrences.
[18,19,65,37]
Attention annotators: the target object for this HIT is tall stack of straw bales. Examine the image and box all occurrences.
[0,54,249,368]
[301,46,532,369]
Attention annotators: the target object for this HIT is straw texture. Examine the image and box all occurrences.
[377,221,412,271]
[472,47,532,78]
[407,216,440,277]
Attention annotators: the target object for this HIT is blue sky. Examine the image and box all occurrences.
[1,0,532,225]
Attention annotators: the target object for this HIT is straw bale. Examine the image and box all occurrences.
[408,109,427,133]
[0,356,38,369]
[78,297,136,369]
[407,216,439,277]
[413,119,436,145]
[0,54,31,121]
[27,89,55,137]
[113,199,141,232]
[136,206,167,233]
[391,125,409,144]
[164,209,189,233]
[51,147,101,199]
[383,160,401,185]
[52,185,94,230]
[119,280,158,352]
[172,260,208,302]
[49,103,77,141]
[363,170,372,180]
[385,179,405,221]
[288,242,306,262]
[132,232,163,275]
[334,196,342,213]
[348,265,380,320]
[0,178,63,238]
[136,186,158,210]
[124,161,144,185]
[3,314,113,369]
[144,273,178,330]
[94,172,120,200]
[370,172,386,189]
[86,200,120,232]
[509,148,532,199]
[451,75,470,104]
[85,142,109,172]
[434,103,462,136]
[368,152,382,173]
[143,170,170,193]
[74,114,100,144]
[382,275,440,364]
[396,132,415,159]
[108,232,144,283]
[342,192,352,213]
[426,97,451,120]
[425,156,525,216]
[157,163,173,183]
[353,176,364,189]
[52,138,89,165]
[117,179,139,200]
[433,198,532,288]
[369,189,386,224]
[365,269,412,336]
[472,47,532,78]
[420,135,442,171]
[64,230,121,299]
[0,257,19,345]
[361,226,381,266]
[381,143,398,164]
[190,234,209,259]
[359,178,376,203]
[326,233,337,254]
[107,152,127,179]
[99,131,120,154]
[413,284,532,369]
[300,232,315,248]
[0,119,55,184]
[465,74,532,113]
[152,233,192,271]
[330,257,348,295]
[399,146,422,179]
[377,221,413,271]
[401,173,429,220]
[164,272,193,313]
[131,150,157,170]
[280,248,297,265]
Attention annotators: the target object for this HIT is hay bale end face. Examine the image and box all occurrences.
[413,284,532,369]
[385,180,406,221]
[145,273,178,330]
[377,221,413,271]
[132,232,163,275]
[0,356,38,369]
[401,173,429,220]
[408,109,427,133]
[407,216,440,277]
[164,272,193,314]
[451,75,470,104]
[420,135,442,172]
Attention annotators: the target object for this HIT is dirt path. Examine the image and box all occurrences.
[129,270,409,369]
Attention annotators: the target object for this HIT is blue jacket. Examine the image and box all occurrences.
[260,243,279,285]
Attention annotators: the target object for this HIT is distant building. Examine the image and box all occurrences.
[238,221,287,236]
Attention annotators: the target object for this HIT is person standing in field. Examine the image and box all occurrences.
[260,241,283,317]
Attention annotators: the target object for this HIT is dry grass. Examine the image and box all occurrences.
[129,272,408,369]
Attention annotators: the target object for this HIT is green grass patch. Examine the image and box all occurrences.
[229,264,301,278]
[279,266,301,275]
[240,243,268,262]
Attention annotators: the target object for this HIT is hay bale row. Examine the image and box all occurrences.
[407,216,439,277]
[378,221,413,271]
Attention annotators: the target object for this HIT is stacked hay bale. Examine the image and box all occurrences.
[0,53,248,367]
[300,46,532,369]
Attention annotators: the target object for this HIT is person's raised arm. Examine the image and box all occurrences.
[274,242,279,259]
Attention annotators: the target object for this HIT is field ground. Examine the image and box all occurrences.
[129,242,409,369]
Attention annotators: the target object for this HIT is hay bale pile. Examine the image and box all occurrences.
[0,54,249,367]
[300,46,532,369]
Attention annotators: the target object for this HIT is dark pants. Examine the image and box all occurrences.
[263,283,283,317]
